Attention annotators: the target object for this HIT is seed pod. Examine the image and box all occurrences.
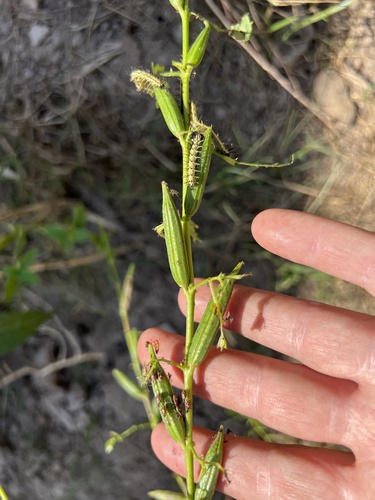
[148,490,186,500]
[194,426,225,500]
[162,181,190,287]
[146,342,186,444]
[154,88,185,138]
[130,70,164,97]
[187,21,211,69]
[187,262,244,368]
[184,127,213,218]
[168,0,185,11]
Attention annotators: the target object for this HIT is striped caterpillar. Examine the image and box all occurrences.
[188,132,204,188]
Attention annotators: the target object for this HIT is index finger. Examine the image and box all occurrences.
[252,209,375,297]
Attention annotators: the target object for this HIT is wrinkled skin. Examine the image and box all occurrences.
[139,209,375,499]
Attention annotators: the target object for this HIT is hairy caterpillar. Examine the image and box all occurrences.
[188,132,204,188]
[130,70,164,97]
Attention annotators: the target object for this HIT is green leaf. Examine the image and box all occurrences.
[72,204,87,228]
[0,310,53,356]
[2,248,40,301]
[18,248,38,268]
[0,231,16,251]
[3,272,19,303]
[43,224,69,244]
[228,13,253,42]
[71,227,91,243]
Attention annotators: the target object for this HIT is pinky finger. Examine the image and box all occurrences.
[151,424,355,500]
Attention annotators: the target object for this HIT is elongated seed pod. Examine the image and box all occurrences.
[154,88,185,138]
[130,70,164,97]
[187,262,244,368]
[148,491,186,499]
[194,426,224,500]
[184,127,213,217]
[162,182,190,287]
[146,342,186,444]
[187,21,211,69]
[168,0,185,11]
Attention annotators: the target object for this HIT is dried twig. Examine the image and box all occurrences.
[0,352,105,390]
[205,0,335,130]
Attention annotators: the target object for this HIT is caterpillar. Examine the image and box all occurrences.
[130,69,165,97]
[188,132,204,188]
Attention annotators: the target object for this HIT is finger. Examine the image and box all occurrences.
[139,329,359,448]
[251,209,375,297]
[151,424,356,500]
[178,284,375,385]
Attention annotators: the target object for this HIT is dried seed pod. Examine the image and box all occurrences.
[147,338,160,354]
[162,181,190,287]
[154,88,185,138]
[189,102,209,135]
[130,70,164,97]
[190,102,200,128]
[146,342,186,444]
[184,127,213,218]
[181,390,192,413]
[187,262,244,368]
[187,20,211,69]
[194,426,225,500]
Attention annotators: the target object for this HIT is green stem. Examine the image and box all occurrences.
[180,6,191,127]
[184,286,196,355]
[179,3,196,498]
[181,168,196,500]
[184,366,196,498]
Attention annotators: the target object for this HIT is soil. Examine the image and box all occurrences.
[0,1,374,499]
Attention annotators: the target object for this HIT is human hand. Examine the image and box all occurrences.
[138,209,375,499]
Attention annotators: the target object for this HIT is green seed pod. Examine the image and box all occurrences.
[194,426,224,500]
[146,342,186,444]
[148,491,186,500]
[187,262,244,368]
[154,88,185,138]
[168,0,185,11]
[187,21,211,69]
[162,181,190,287]
[130,70,164,97]
[184,127,213,217]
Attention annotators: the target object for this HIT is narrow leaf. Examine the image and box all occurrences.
[112,368,146,401]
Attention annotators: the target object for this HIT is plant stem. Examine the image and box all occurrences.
[179,4,197,498]
[180,6,191,127]
[183,367,195,499]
